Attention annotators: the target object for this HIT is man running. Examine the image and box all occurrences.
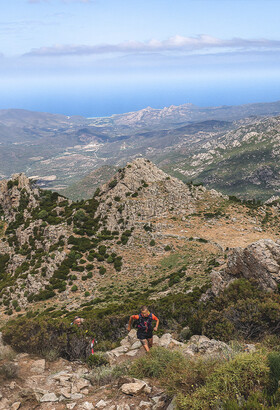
[127,306,159,353]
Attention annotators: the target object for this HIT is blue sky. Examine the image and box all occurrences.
[1,0,280,116]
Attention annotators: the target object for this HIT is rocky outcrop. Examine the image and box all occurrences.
[210,239,280,295]
[0,173,39,223]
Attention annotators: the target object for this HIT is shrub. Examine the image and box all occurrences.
[150,239,156,246]
[0,362,18,379]
[177,352,269,409]
[109,179,117,189]
[267,352,280,394]
[86,352,109,368]
[99,266,106,275]
[71,285,78,292]
[98,245,106,255]
[88,363,129,386]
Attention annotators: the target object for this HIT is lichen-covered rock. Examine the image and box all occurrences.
[183,335,232,358]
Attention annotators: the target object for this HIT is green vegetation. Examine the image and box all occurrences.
[129,346,280,409]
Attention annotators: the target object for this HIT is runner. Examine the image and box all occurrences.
[127,306,159,353]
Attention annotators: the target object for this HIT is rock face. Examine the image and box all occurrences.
[211,239,280,294]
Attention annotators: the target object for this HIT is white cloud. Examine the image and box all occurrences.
[23,35,280,57]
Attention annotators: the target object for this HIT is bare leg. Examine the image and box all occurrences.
[141,339,150,353]
[147,337,153,349]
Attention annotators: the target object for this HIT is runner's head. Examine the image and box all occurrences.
[73,316,83,326]
[140,306,150,317]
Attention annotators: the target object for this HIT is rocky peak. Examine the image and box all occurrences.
[96,158,203,231]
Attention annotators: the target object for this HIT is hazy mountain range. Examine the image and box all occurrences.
[2,101,280,200]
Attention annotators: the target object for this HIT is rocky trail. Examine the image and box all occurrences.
[0,328,256,410]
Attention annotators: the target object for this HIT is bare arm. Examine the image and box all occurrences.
[127,316,133,332]
[154,318,159,331]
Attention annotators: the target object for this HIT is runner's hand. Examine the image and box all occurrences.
[154,327,158,332]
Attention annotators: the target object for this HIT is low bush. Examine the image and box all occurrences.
[177,352,269,409]
[0,362,18,379]
[86,352,109,368]
[88,363,129,386]
[130,347,187,379]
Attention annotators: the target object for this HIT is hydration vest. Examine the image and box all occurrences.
[136,312,153,332]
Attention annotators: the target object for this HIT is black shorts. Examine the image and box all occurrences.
[137,329,153,340]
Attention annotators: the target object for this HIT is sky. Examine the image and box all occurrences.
[1,0,280,116]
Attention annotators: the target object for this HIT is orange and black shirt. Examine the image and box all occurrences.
[132,313,158,333]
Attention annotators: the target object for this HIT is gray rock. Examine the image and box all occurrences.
[0,398,11,410]
[95,399,108,408]
[71,393,84,400]
[121,379,151,395]
[166,397,176,410]
[127,329,138,344]
[81,401,94,409]
[183,335,232,358]
[116,405,130,410]
[60,387,71,398]
[139,401,152,408]
[11,403,21,410]
[159,333,172,347]
[130,340,142,350]
[153,335,160,345]
[66,404,77,410]
[40,393,59,402]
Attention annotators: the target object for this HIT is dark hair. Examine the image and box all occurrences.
[140,305,148,311]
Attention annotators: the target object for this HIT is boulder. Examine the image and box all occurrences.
[121,379,151,396]
[159,333,172,348]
